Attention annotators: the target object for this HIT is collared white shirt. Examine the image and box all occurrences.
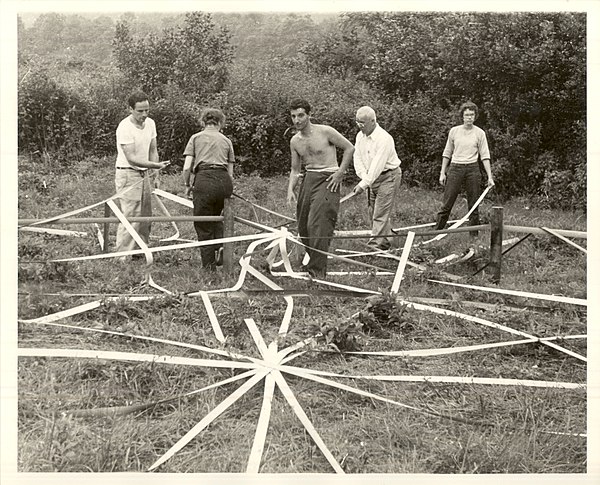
[353,124,401,190]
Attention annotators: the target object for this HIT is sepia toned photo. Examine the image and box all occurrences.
[2,1,597,483]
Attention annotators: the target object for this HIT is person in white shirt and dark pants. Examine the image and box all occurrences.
[352,106,402,250]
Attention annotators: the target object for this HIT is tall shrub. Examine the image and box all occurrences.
[18,67,83,162]
[300,12,587,209]
[113,12,233,101]
[220,60,390,177]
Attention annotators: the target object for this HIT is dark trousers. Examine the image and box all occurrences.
[192,168,233,268]
[297,171,340,277]
[435,162,481,234]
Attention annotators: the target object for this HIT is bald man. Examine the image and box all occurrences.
[352,106,402,250]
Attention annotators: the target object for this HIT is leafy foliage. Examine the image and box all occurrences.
[300,12,586,209]
[150,86,204,164]
[214,13,321,61]
[16,11,587,210]
[18,67,84,162]
[112,12,233,101]
[359,294,415,338]
[311,320,363,352]
[18,62,131,164]
[19,13,115,65]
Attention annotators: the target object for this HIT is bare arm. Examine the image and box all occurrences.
[287,140,302,209]
[121,139,168,170]
[478,132,494,187]
[149,137,159,163]
[326,127,355,192]
[227,139,235,178]
[439,156,450,186]
[183,156,193,186]
[481,158,494,187]
[182,155,194,196]
[440,128,454,185]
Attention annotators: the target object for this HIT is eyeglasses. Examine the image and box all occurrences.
[355,120,367,126]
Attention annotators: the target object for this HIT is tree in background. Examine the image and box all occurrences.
[301,12,586,208]
[113,12,233,101]
[20,13,114,66]
[213,13,321,62]
[17,11,587,210]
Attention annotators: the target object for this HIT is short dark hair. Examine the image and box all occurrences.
[201,108,225,126]
[128,91,149,109]
[289,98,311,114]
[459,101,479,118]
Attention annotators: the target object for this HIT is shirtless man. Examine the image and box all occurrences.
[286,98,354,278]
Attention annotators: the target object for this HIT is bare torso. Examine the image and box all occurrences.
[291,124,339,171]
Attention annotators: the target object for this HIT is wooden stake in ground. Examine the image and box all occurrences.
[489,206,504,283]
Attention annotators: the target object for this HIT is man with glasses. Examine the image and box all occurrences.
[434,101,494,236]
[286,98,355,278]
[351,106,402,250]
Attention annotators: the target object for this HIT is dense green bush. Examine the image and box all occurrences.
[300,12,586,209]
[18,61,136,163]
[17,11,587,211]
[151,86,204,164]
[377,94,453,188]
[113,12,233,101]
[220,61,398,176]
[18,67,87,163]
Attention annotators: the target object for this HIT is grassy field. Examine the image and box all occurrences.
[16,155,587,474]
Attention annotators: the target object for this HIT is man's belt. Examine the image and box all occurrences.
[195,164,227,172]
[116,166,147,176]
[380,166,400,175]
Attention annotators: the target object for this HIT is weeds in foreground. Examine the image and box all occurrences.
[15,159,587,473]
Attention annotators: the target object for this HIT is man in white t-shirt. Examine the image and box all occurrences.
[114,91,169,257]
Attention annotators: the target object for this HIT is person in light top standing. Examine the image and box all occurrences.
[435,101,494,237]
[114,91,169,258]
[351,106,402,250]
[286,98,355,278]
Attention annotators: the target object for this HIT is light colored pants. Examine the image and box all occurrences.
[368,167,402,249]
[114,169,152,255]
